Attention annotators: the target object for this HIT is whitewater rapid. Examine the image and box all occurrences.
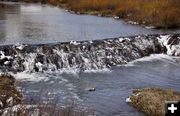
[0,34,179,74]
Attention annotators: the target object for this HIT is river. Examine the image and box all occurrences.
[0,1,180,45]
[0,2,180,116]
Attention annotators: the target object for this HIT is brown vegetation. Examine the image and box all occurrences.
[0,74,22,110]
[64,0,180,29]
[128,88,180,116]
[0,74,22,115]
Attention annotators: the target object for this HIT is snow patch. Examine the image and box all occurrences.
[4,61,10,65]
[145,26,155,29]
[6,97,13,106]
[0,100,3,108]
[126,97,131,103]
[0,51,13,60]
[89,41,93,44]
[70,41,80,45]
[118,37,130,42]
[128,21,139,25]
[114,16,119,19]
[15,44,26,50]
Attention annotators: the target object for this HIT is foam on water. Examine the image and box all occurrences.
[126,54,176,66]
[12,72,46,82]
[83,68,111,73]
[15,71,83,103]
[11,67,111,84]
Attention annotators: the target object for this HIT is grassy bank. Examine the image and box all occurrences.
[0,74,94,116]
[0,74,22,114]
[127,88,180,116]
[16,0,180,29]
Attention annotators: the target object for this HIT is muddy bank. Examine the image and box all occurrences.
[0,74,22,114]
[127,88,180,116]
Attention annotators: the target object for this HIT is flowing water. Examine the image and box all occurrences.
[0,2,180,116]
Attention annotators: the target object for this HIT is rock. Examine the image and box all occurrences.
[125,97,131,103]
[86,87,96,92]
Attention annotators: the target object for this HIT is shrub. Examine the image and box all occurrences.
[128,88,180,116]
[63,0,180,29]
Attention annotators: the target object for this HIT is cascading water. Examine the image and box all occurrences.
[0,34,179,73]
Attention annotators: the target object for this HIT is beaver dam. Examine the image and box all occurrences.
[0,34,180,72]
[0,2,180,116]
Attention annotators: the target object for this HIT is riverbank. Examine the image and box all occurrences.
[0,74,22,114]
[127,88,180,116]
[16,0,180,29]
[0,74,94,116]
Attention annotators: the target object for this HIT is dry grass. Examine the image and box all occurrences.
[64,0,180,29]
[0,74,23,115]
[0,74,22,111]
[128,88,180,116]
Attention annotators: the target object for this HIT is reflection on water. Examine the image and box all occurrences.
[0,2,180,45]
[0,3,6,43]
[20,5,42,13]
